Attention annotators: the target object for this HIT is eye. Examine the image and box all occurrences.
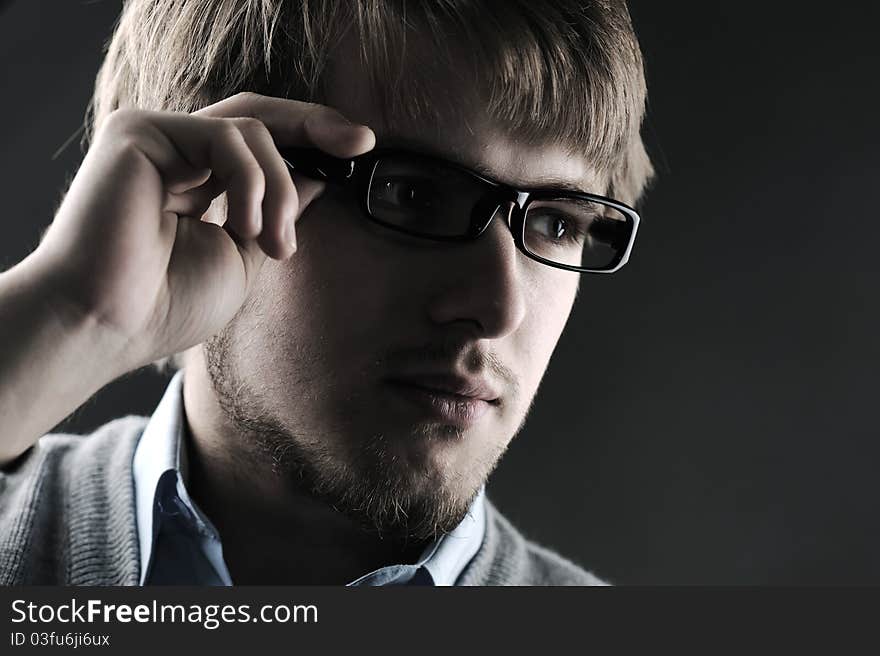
[547,215,568,240]
[527,211,587,245]
[374,176,436,211]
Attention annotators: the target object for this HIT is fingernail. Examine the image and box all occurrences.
[325,112,353,128]
[286,220,297,253]
[253,207,263,234]
[324,112,371,135]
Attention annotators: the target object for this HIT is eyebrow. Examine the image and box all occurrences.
[378,135,600,195]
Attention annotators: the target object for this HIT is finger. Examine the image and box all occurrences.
[131,111,267,242]
[165,166,212,194]
[195,92,376,157]
[231,117,300,260]
[290,172,325,213]
[163,173,224,217]
[302,106,376,157]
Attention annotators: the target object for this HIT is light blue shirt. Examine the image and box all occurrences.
[132,371,486,585]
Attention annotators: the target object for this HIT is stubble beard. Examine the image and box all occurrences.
[202,328,506,545]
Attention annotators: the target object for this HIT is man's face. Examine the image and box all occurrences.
[201,49,602,541]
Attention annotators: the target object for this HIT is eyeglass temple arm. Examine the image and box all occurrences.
[277,147,356,183]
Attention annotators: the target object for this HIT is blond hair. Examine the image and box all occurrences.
[90,0,653,205]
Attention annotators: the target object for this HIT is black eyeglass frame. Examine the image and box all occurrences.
[278,146,641,274]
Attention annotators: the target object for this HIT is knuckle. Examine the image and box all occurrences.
[231,90,260,104]
[97,111,152,158]
[102,107,143,134]
[311,104,345,124]
[232,116,268,137]
[304,104,328,124]
[214,118,244,143]
[105,106,137,124]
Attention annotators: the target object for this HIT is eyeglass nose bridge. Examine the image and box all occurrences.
[466,189,530,239]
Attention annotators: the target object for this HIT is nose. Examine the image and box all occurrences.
[426,208,527,339]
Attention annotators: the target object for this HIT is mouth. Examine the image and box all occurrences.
[384,377,500,430]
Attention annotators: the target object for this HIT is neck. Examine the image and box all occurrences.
[180,351,428,585]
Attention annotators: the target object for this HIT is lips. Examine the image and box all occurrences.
[385,374,501,429]
[388,374,501,404]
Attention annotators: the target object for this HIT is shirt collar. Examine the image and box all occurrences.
[133,371,185,583]
[133,370,486,585]
[420,486,486,585]
[345,486,486,586]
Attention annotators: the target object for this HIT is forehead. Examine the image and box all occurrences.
[321,40,607,195]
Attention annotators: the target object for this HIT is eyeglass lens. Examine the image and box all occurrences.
[367,157,487,237]
[366,154,629,270]
[522,199,629,269]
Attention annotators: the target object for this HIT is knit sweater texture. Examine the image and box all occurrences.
[0,417,605,585]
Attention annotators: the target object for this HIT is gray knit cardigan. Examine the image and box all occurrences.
[0,417,605,585]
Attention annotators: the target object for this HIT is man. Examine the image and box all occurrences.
[0,0,652,585]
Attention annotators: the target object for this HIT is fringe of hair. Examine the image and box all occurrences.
[88,0,653,205]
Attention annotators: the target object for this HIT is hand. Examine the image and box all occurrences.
[30,92,375,371]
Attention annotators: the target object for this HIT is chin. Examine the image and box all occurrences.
[232,412,479,541]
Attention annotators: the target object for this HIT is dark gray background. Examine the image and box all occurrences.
[2,1,878,584]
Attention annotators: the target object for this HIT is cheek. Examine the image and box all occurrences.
[516,272,578,379]
[543,275,579,337]
[256,201,409,364]
[287,203,399,314]
[283,196,454,322]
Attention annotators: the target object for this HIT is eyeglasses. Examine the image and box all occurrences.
[278,146,641,273]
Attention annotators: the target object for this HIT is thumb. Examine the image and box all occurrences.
[291,172,326,215]
[303,108,376,158]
